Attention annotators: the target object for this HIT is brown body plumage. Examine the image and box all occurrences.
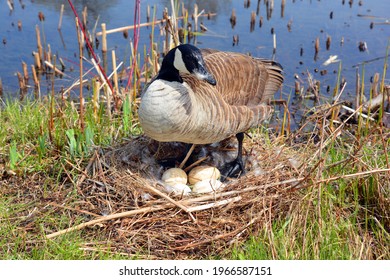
[138,44,283,178]
[139,47,283,144]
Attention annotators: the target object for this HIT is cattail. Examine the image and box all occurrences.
[230,9,236,28]
[287,20,292,32]
[22,61,29,83]
[17,72,27,101]
[259,16,263,28]
[315,37,320,54]
[123,29,128,39]
[295,81,300,95]
[326,36,331,50]
[38,11,45,22]
[250,11,256,32]
[371,73,380,97]
[233,35,239,46]
[281,0,285,18]
[31,65,40,99]
[33,51,42,70]
[35,25,43,63]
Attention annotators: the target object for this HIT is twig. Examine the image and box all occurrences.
[138,178,196,222]
[186,196,242,212]
[45,204,172,239]
[295,168,390,190]
[172,214,262,251]
[342,105,376,121]
[179,144,196,169]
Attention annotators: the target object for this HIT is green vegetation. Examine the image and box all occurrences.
[0,91,389,259]
[0,0,389,261]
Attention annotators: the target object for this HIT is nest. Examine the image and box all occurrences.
[47,134,304,259]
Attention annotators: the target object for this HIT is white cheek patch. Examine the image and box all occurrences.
[173,48,190,73]
[194,70,209,81]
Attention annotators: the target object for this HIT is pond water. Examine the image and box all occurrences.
[0,0,389,108]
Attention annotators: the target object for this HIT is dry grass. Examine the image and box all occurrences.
[1,100,389,259]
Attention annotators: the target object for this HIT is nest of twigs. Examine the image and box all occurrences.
[46,134,304,259]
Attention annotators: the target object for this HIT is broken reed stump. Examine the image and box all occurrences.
[31,64,40,99]
[22,61,29,84]
[35,25,43,64]
[17,71,27,101]
[33,51,42,70]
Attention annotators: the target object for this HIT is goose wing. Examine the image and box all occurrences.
[200,49,283,106]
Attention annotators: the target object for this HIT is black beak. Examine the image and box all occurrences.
[195,64,217,86]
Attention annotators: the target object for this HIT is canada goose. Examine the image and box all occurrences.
[138,44,283,179]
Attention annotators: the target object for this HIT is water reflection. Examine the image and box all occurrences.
[31,0,119,23]
[0,0,388,102]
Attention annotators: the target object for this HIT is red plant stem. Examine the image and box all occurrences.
[67,0,117,107]
[126,0,141,90]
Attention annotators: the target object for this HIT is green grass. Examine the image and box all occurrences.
[230,131,390,260]
[1,86,389,260]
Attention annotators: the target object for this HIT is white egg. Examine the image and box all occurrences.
[192,179,225,194]
[163,183,192,196]
[188,166,221,185]
[161,168,187,185]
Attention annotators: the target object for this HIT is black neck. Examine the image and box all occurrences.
[156,50,183,83]
[157,67,183,83]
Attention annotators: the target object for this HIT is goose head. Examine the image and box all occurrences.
[157,44,217,86]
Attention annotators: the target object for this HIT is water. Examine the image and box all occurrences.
[1,0,389,103]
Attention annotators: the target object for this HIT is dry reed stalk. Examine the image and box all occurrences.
[138,179,196,222]
[58,4,64,30]
[45,204,173,239]
[35,25,43,64]
[31,64,40,99]
[44,61,64,76]
[22,61,29,83]
[0,78,2,97]
[7,0,13,11]
[371,73,380,97]
[82,6,88,28]
[76,18,85,133]
[179,144,196,169]
[194,4,199,33]
[48,56,55,143]
[146,4,150,23]
[95,13,217,36]
[172,215,263,251]
[16,72,27,101]
[46,44,52,64]
[111,50,119,96]
[33,52,41,70]
[186,196,242,212]
[68,0,116,108]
